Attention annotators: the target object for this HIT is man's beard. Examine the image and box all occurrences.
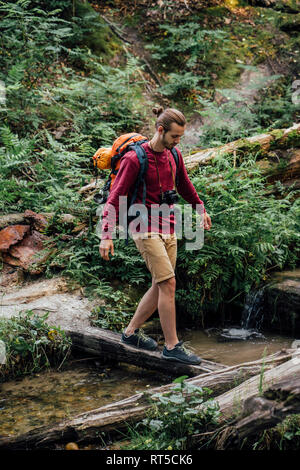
[162,134,174,149]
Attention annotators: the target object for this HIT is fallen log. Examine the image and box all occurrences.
[66,326,225,377]
[0,286,224,375]
[184,123,300,170]
[0,350,293,450]
[232,377,300,443]
[204,350,300,425]
[201,376,300,450]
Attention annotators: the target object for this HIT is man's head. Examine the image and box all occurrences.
[153,107,186,150]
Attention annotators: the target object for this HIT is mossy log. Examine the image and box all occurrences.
[206,350,300,425]
[0,349,294,450]
[184,123,300,170]
[200,375,300,449]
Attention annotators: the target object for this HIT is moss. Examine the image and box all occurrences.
[269,129,285,141]
[284,129,300,147]
[71,1,122,59]
[234,138,265,158]
[268,129,300,149]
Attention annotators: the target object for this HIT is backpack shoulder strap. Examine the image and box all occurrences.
[128,140,148,206]
[171,147,180,187]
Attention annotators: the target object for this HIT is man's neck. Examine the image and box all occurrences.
[149,134,165,153]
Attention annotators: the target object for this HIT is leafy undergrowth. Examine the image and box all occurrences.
[0,310,72,382]
[0,1,299,332]
[122,375,220,451]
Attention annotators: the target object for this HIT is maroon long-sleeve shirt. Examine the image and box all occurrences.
[101,142,206,239]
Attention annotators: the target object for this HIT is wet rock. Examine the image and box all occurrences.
[263,269,300,335]
[0,276,101,332]
[1,230,54,274]
[218,328,265,342]
[0,225,30,252]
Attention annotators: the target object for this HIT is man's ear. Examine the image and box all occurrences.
[157,125,164,135]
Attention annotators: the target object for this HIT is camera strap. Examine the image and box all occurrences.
[152,151,177,198]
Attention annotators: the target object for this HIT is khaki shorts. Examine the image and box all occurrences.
[133,232,177,284]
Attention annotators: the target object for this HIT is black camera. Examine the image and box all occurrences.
[159,189,179,205]
[94,188,109,204]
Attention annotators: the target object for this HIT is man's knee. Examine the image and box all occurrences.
[158,276,176,295]
[152,277,159,291]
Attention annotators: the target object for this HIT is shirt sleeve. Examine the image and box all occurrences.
[176,149,206,214]
[101,152,140,239]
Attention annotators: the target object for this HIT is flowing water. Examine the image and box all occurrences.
[180,329,293,366]
[0,329,294,439]
[241,285,268,330]
[0,362,171,438]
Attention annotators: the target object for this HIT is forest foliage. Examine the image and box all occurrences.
[0,0,299,327]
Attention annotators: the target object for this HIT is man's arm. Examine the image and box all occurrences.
[176,150,206,211]
[175,149,211,230]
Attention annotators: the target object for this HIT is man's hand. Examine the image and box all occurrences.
[203,212,212,230]
[99,239,114,261]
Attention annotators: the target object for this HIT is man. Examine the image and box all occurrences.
[99,107,212,365]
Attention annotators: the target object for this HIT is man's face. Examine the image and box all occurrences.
[160,122,186,150]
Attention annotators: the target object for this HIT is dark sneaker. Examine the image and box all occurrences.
[162,341,202,365]
[121,328,158,351]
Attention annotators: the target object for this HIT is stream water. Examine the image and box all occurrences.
[0,328,294,439]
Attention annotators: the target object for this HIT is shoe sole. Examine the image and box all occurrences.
[161,353,202,365]
[121,338,158,351]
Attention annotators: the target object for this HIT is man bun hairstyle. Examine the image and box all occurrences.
[152,107,186,131]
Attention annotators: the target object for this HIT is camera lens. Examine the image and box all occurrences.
[94,194,104,204]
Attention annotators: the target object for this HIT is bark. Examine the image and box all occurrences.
[184,123,300,170]
[67,326,226,377]
[202,375,300,449]
[206,350,300,425]
[0,349,294,450]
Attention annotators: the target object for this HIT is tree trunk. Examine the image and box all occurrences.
[0,349,294,450]
[207,350,300,425]
[198,375,300,449]
[67,327,225,377]
[184,123,300,170]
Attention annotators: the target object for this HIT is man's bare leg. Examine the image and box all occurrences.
[157,277,179,349]
[125,278,159,336]
[125,276,179,350]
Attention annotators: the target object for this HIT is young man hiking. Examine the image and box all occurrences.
[99,107,212,365]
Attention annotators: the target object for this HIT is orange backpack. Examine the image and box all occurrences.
[93,133,148,197]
